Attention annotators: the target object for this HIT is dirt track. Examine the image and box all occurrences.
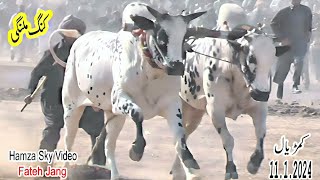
[0,60,319,180]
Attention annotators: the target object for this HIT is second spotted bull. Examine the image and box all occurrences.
[172,24,290,179]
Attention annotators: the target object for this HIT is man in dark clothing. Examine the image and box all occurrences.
[24,15,106,167]
[271,0,312,99]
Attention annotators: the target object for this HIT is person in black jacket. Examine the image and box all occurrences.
[271,0,312,99]
[24,15,106,167]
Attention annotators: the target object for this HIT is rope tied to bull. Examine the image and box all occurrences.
[184,42,236,65]
[182,24,251,65]
[183,24,275,65]
[86,114,116,165]
[185,39,273,94]
[184,25,274,93]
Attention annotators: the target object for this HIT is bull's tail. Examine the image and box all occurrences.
[48,29,82,68]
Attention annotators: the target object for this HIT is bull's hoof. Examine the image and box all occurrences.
[180,145,200,170]
[183,158,200,170]
[225,161,238,180]
[129,148,143,161]
[247,162,259,174]
[172,174,186,180]
[225,172,239,180]
[171,170,200,180]
[111,175,121,180]
[247,150,264,174]
[129,137,146,161]
[186,174,201,180]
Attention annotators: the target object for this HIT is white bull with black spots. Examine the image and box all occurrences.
[170,24,290,179]
[51,3,211,180]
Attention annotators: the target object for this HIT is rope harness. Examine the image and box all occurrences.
[184,33,272,93]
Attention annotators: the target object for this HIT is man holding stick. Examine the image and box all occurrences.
[23,15,106,168]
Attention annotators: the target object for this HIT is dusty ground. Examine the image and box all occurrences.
[0,59,319,180]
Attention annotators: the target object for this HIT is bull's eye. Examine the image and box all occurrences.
[248,62,256,74]
[242,46,250,54]
[156,28,168,47]
[248,55,257,64]
[158,40,165,45]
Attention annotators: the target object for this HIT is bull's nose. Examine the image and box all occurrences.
[250,89,270,102]
[168,61,184,68]
[165,61,185,76]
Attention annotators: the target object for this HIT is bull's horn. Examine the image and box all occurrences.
[227,29,248,40]
[146,6,163,20]
[183,11,207,23]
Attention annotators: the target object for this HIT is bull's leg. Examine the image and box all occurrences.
[111,87,146,161]
[162,100,201,180]
[63,105,85,167]
[105,113,126,180]
[246,103,267,174]
[206,103,238,180]
[170,100,205,180]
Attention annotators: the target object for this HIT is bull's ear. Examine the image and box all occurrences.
[275,45,290,57]
[130,15,154,30]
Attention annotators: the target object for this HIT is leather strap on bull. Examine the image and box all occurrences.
[132,29,152,58]
[131,28,161,69]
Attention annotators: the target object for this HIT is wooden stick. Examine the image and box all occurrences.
[86,115,116,165]
[20,76,47,112]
